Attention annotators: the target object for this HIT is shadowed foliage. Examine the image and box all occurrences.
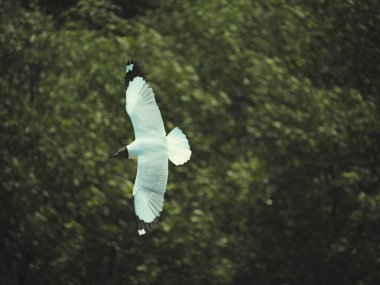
[1,0,379,284]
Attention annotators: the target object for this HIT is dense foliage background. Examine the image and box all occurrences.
[1,0,380,284]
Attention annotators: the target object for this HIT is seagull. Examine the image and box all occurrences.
[111,60,191,235]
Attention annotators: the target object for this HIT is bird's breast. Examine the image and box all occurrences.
[127,137,168,159]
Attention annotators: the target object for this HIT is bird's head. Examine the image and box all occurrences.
[110,146,129,159]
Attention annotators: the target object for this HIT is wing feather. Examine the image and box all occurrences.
[133,154,168,228]
[125,76,165,139]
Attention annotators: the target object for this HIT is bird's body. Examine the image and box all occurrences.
[111,60,191,235]
[127,137,168,159]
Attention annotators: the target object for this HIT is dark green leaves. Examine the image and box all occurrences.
[1,0,379,284]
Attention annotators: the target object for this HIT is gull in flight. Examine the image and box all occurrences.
[111,60,191,235]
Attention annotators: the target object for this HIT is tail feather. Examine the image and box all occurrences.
[167,127,191,165]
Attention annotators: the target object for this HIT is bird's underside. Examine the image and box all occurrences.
[112,60,191,236]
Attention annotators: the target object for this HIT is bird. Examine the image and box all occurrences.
[111,60,191,235]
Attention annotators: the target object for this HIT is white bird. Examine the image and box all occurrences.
[111,60,191,235]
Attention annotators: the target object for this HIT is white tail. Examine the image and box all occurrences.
[167,127,191,165]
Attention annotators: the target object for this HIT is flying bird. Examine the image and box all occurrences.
[111,60,191,235]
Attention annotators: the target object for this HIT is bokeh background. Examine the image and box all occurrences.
[1,0,380,284]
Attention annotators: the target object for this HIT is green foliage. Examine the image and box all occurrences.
[1,0,380,284]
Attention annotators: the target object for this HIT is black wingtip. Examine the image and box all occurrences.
[126,59,136,67]
[125,59,146,89]
[136,216,159,236]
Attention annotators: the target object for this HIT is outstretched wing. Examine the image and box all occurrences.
[134,152,168,235]
[125,61,165,139]
[125,61,168,235]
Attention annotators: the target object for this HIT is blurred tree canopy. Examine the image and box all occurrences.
[1,0,380,284]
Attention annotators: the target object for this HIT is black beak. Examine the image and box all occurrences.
[110,146,129,159]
